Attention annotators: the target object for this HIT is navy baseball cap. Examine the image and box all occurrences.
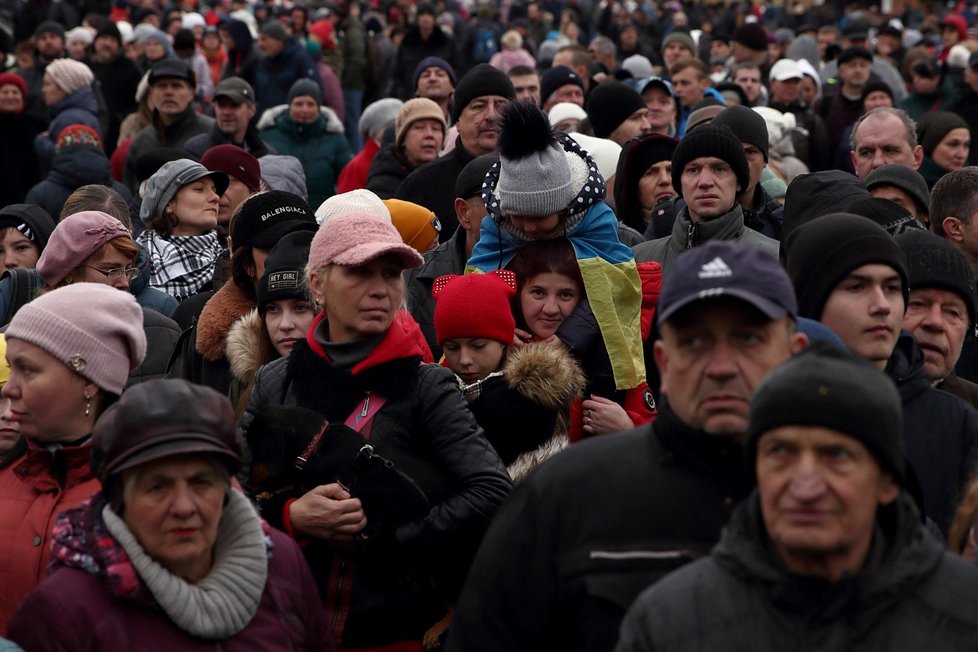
[657,241,798,324]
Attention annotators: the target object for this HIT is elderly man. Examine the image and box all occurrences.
[896,229,978,407]
[633,124,779,274]
[865,164,930,225]
[185,77,272,159]
[124,60,214,192]
[446,241,807,652]
[540,64,585,111]
[617,343,978,652]
[850,107,924,179]
[397,63,514,242]
[785,213,978,534]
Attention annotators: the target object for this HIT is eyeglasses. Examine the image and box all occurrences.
[83,265,140,281]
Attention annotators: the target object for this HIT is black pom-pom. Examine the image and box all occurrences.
[498,101,557,160]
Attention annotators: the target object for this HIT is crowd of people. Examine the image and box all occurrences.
[0,0,977,649]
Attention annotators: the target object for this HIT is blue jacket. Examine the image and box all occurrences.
[253,39,323,116]
[34,86,103,175]
[25,145,132,221]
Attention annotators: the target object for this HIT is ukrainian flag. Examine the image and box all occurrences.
[466,202,645,391]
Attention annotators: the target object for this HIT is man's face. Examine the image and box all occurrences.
[152,78,195,117]
[903,288,969,381]
[734,67,762,103]
[711,40,731,60]
[838,58,871,91]
[820,263,904,369]
[643,86,677,133]
[620,26,637,50]
[654,299,805,437]
[851,114,923,179]
[456,95,509,156]
[544,83,584,109]
[257,34,284,57]
[770,78,801,104]
[94,35,120,61]
[416,66,454,102]
[663,42,691,67]
[218,174,252,225]
[609,107,650,145]
[756,425,899,579]
[742,142,764,195]
[36,32,65,59]
[214,97,256,139]
[401,117,445,166]
[510,73,540,106]
[869,186,920,219]
[671,66,707,109]
[680,156,739,222]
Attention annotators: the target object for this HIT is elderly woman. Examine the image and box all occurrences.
[8,379,331,650]
[35,58,103,175]
[0,284,147,633]
[137,159,228,301]
[242,211,512,649]
[36,211,180,385]
[257,78,352,211]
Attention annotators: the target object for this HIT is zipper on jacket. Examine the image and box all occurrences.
[685,223,696,249]
[329,559,348,633]
[359,392,371,419]
[589,549,690,561]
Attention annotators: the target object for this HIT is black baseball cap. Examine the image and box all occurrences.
[657,241,798,324]
[149,59,196,86]
[838,46,874,66]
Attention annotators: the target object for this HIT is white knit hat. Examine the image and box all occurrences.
[45,58,94,95]
[315,189,390,226]
[548,102,588,128]
[65,26,95,46]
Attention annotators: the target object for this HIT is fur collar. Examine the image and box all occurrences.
[225,308,266,384]
[503,343,585,409]
[196,281,255,361]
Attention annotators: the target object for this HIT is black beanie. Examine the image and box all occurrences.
[783,213,909,320]
[748,341,906,485]
[847,197,923,237]
[257,230,314,312]
[452,63,516,122]
[670,124,750,195]
[712,105,769,162]
[895,229,978,323]
[540,65,584,106]
[96,22,123,43]
[861,79,894,104]
[585,82,647,139]
[916,111,970,157]
[731,23,768,52]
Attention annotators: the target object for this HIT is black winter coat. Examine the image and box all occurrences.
[365,144,414,199]
[0,111,43,208]
[242,314,512,648]
[446,404,752,652]
[888,332,978,534]
[405,228,468,358]
[90,53,142,156]
[392,27,460,100]
[616,493,978,651]
[397,136,475,243]
[183,123,275,160]
[127,308,181,387]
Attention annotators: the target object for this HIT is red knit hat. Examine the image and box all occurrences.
[0,73,27,108]
[433,271,517,345]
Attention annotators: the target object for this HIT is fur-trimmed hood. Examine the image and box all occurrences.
[503,343,585,408]
[225,308,266,385]
[256,104,344,133]
[196,281,255,361]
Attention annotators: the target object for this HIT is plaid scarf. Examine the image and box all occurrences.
[136,230,222,301]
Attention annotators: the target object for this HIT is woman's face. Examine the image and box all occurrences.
[144,39,167,61]
[71,242,136,290]
[443,338,506,384]
[932,127,971,172]
[0,228,40,273]
[0,395,20,455]
[168,178,220,236]
[265,298,316,357]
[520,272,581,339]
[122,455,226,583]
[1,338,96,443]
[637,160,675,209]
[41,74,66,107]
[289,95,319,124]
[800,76,817,106]
[862,91,893,112]
[311,255,405,343]
[0,84,24,113]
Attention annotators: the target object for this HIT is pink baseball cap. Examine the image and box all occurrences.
[308,211,424,272]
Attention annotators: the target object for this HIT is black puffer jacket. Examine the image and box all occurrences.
[887,332,978,534]
[365,144,415,199]
[404,228,468,358]
[617,492,978,652]
[242,311,512,648]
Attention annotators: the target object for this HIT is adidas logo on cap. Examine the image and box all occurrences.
[697,257,732,280]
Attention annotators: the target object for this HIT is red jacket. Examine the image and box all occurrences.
[337,138,380,194]
[0,441,99,634]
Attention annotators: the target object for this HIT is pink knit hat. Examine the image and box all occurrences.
[37,211,133,287]
[307,211,424,272]
[6,284,147,394]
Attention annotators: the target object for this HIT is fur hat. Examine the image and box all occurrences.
[45,58,94,95]
[6,284,146,395]
[433,270,516,345]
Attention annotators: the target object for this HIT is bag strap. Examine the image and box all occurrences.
[293,392,388,470]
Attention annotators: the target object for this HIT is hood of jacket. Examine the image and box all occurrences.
[713,490,942,627]
[613,137,657,233]
[51,86,98,119]
[47,145,113,188]
[223,19,253,56]
[226,308,266,385]
[196,279,255,361]
[401,23,451,49]
[782,170,871,242]
[256,104,344,135]
[886,330,930,402]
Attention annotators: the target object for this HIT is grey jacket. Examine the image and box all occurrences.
[632,204,779,276]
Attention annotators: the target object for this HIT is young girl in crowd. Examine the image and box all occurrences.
[433,270,584,482]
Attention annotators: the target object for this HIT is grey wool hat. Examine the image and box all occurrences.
[495,101,575,217]
[140,159,229,225]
